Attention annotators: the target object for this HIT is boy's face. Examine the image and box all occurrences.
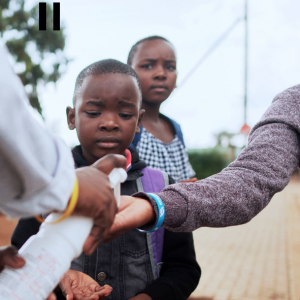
[67,73,144,165]
[131,39,177,105]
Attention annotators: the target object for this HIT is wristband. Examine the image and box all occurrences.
[35,176,79,224]
[137,193,165,233]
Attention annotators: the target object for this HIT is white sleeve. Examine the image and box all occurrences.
[0,44,75,218]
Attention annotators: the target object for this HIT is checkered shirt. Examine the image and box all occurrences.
[136,128,196,182]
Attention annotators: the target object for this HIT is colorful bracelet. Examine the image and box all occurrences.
[137,193,165,233]
[35,176,79,224]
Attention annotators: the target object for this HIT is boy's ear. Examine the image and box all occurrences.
[135,109,145,134]
[66,106,76,130]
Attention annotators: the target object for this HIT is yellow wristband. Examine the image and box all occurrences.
[35,176,79,224]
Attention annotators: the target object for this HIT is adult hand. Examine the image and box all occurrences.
[0,246,56,300]
[0,245,25,272]
[73,154,126,255]
[129,293,152,300]
[60,269,112,300]
[102,196,155,243]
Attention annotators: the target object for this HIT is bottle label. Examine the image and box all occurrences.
[0,247,64,300]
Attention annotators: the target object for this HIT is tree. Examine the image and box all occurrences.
[0,0,69,115]
[188,149,229,180]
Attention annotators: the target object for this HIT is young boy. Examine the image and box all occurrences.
[11,59,200,300]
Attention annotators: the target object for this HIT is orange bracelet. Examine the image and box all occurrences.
[35,176,79,224]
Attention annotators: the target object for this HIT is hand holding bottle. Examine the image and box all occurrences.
[0,154,127,300]
[73,154,127,255]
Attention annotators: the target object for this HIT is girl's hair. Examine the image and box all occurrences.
[127,35,173,66]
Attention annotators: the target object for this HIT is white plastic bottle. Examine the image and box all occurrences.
[0,168,127,300]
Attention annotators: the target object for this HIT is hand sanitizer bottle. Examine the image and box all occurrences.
[0,168,127,300]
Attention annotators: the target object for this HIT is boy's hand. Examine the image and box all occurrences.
[129,294,152,300]
[60,269,112,300]
[73,154,126,255]
[102,196,155,243]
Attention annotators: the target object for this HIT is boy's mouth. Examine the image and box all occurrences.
[96,137,120,149]
[150,85,168,92]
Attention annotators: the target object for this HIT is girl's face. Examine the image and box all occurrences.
[131,39,177,106]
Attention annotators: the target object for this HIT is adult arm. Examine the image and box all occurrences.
[110,85,300,235]
[153,85,300,231]
[0,44,74,217]
[137,231,200,300]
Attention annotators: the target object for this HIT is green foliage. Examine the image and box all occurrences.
[188,148,230,180]
[0,0,69,115]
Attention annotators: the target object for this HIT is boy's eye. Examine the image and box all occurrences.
[166,65,176,71]
[85,112,101,117]
[119,113,133,119]
[141,64,153,70]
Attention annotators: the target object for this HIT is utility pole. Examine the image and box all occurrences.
[244,0,248,125]
[240,0,250,140]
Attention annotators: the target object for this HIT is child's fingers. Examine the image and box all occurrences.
[94,285,113,298]
[59,276,74,300]
[0,246,25,271]
[81,296,99,300]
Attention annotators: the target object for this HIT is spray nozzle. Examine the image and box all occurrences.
[108,168,127,206]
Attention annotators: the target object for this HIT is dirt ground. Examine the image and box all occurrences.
[1,180,300,300]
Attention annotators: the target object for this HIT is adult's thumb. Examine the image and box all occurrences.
[92,154,126,175]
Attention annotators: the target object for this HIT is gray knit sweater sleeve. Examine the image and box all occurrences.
[152,84,300,232]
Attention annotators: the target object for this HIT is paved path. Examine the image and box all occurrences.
[190,181,300,300]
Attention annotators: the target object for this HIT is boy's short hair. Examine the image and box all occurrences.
[127,35,173,66]
[73,59,141,104]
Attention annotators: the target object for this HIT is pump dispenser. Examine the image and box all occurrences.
[0,168,127,300]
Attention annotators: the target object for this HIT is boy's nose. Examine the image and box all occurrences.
[100,119,119,131]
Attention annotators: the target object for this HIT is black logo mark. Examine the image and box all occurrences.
[39,2,60,31]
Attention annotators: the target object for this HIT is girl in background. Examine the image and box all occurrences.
[128,36,197,183]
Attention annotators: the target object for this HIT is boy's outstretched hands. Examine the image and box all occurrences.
[60,270,112,300]
[73,154,127,255]
[102,196,155,243]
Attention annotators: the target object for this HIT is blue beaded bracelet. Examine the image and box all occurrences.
[137,193,165,233]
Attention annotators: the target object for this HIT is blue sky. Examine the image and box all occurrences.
[24,0,300,148]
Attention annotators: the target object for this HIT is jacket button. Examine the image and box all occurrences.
[97,272,106,281]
